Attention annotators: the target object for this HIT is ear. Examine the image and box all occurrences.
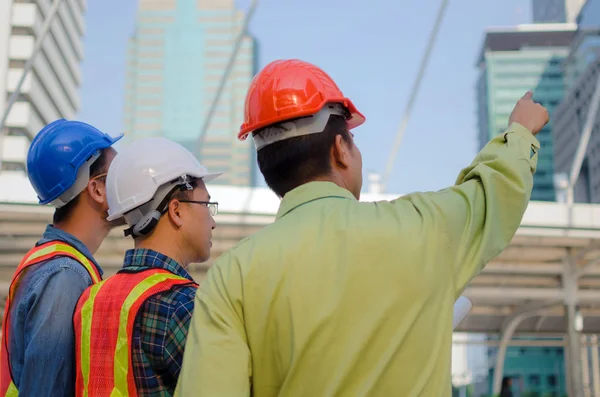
[166,199,184,228]
[86,178,107,205]
[331,134,352,170]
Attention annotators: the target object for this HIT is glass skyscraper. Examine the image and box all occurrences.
[532,0,586,23]
[552,0,600,203]
[124,0,258,186]
[476,25,576,201]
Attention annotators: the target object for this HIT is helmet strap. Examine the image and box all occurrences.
[252,103,348,151]
[124,210,161,238]
[123,175,196,238]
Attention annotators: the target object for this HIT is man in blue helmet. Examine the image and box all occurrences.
[0,119,123,397]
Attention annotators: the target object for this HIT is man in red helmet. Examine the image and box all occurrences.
[176,59,548,396]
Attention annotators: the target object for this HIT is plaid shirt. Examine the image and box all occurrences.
[122,249,198,396]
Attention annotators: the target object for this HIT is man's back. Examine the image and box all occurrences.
[178,124,539,396]
[223,184,459,395]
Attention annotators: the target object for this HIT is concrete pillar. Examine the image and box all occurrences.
[564,253,584,397]
[591,335,600,397]
[582,335,591,397]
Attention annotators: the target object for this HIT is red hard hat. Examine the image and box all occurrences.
[238,59,366,141]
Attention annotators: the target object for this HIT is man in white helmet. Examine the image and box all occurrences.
[72,137,220,396]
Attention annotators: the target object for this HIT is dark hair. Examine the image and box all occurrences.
[52,148,112,224]
[169,179,198,203]
[257,115,351,197]
[126,178,199,239]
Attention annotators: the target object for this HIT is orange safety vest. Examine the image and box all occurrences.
[0,240,102,397]
[73,268,197,396]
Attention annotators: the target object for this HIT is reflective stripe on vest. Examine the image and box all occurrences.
[0,241,102,397]
[74,268,196,397]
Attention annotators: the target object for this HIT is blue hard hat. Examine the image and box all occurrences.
[27,119,123,205]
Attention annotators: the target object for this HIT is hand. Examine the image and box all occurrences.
[508,91,549,135]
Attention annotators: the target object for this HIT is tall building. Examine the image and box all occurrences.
[0,0,87,171]
[533,0,586,23]
[124,0,257,186]
[552,0,600,203]
[451,333,488,395]
[486,340,567,395]
[563,0,600,89]
[476,24,576,201]
[578,0,600,26]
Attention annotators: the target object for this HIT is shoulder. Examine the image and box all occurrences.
[19,257,93,295]
[140,283,197,319]
[10,259,92,318]
[169,284,197,322]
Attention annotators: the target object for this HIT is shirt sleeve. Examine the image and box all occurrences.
[18,266,90,397]
[162,287,196,380]
[396,122,539,296]
[174,254,251,397]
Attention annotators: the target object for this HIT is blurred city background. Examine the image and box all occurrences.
[2,0,600,395]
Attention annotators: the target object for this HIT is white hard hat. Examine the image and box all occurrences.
[106,137,221,236]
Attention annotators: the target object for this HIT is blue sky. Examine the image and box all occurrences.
[77,0,532,194]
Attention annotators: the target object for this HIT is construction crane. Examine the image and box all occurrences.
[380,0,450,192]
[194,0,259,218]
[196,0,259,157]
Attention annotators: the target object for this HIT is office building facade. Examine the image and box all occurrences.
[563,0,600,88]
[476,25,576,201]
[0,0,87,171]
[553,0,600,203]
[124,0,257,186]
[533,0,586,23]
[486,342,567,395]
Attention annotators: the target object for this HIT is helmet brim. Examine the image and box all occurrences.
[201,172,223,183]
[110,133,124,146]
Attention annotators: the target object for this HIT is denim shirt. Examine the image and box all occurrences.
[8,225,103,397]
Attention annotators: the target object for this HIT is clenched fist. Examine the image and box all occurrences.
[508,91,549,135]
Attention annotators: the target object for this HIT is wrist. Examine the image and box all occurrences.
[508,121,533,134]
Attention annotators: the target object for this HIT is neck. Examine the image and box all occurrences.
[55,213,109,255]
[135,232,189,268]
[312,173,358,199]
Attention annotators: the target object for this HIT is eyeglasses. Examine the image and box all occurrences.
[178,200,219,216]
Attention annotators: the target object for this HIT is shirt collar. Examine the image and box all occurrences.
[39,224,104,276]
[122,248,194,282]
[276,181,356,219]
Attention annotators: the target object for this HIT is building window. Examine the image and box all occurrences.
[547,374,557,386]
[519,347,527,355]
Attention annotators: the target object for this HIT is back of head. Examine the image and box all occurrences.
[257,110,351,197]
[106,137,221,238]
[26,119,123,222]
[237,59,366,197]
